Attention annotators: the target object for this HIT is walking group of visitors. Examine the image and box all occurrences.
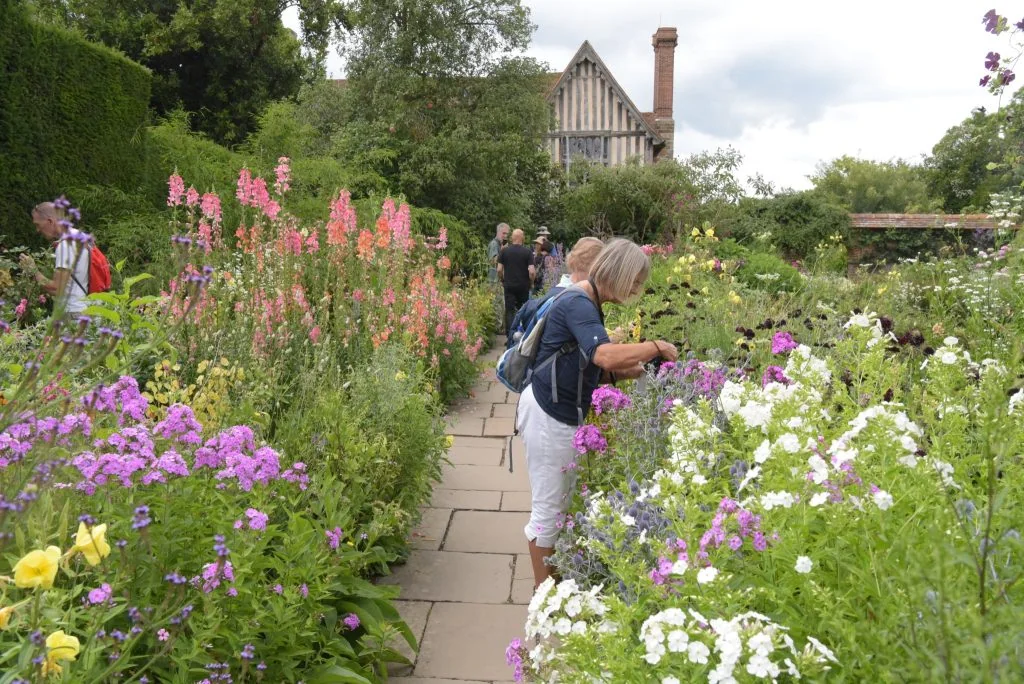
[487,223,563,334]
[489,224,680,589]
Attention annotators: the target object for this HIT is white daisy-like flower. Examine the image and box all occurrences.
[873,489,894,511]
[795,556,813,574]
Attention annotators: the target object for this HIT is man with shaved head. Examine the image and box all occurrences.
[497,228,535,333]
[19,201,90,316]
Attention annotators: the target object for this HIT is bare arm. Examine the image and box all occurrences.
[497,263,504,282]
[528,264,537,281]
[34,268,67,296]
[593,340,678,372]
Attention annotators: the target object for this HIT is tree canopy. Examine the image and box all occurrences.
[809,156,939,213]
[26,0,344,143]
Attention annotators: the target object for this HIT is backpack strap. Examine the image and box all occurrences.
[68,244,91,297]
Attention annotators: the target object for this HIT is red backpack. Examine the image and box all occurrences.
[86,246,112,294]
[66,242,112,295]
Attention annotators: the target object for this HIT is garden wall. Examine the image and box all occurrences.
[0,0,151,246]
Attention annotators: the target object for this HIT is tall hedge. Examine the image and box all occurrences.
[0,0,151,246]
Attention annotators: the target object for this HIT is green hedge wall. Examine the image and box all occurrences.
[0,0,151,246]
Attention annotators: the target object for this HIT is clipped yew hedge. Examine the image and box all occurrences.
[0,0,151,245]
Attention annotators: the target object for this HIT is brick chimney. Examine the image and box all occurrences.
[652,27,677,161]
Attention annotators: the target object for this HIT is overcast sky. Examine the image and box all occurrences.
[285,1,1018,190]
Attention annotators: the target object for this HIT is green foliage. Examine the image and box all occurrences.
[333,0,550,236]
[810,155,939,213]
[735,252,804,294]
[558,160,689,244]
[727,191,850,259]
[925,102,1019,210]
[0,0,151,247]
[26,0,339,144]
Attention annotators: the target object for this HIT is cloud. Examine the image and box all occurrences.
[285,0,1018,190]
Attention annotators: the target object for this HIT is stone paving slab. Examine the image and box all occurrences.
[390,679,489,684]
[409,508,452,551]
[416,603,529,681]
[388,600,433,675]
[439,464,530,492]
[500,491,532,512]
[490,403,518,418]
[447,446,503,467]
[482,417,516,437]
[445,417,484,437]
[444,511,530,554]
[511,554,534,605]
[428,489,501,510]
[451,435,507,450]
[474,388,510,404]
[380,551,513,603]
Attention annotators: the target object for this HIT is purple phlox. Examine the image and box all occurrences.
[245,507,269,531]
[591,385,632,415]
[771,331,799,354]
[761,365,792,387]
[343,613,360,630]
[572,424,608,455]
[153,404,204,444]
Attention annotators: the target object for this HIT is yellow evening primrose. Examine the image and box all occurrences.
[705,227,715,237]
[690,227,700,237]
[445,435,455,449]
[0,605,13,629]
[395,370,408,381]
[13,546,61,590]
[72,522,111,566]
[728,291,742,305]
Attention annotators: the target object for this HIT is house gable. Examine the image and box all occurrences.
[545,41,663,167]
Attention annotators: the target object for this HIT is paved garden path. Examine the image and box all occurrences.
[382,339,530,684]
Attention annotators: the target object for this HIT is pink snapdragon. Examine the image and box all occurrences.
[167,174,185,206]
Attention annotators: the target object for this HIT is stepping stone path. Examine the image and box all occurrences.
[382,339,532,683]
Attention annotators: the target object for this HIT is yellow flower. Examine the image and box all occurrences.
[876,286,887,295]
[700,287,709,295]
[13,546,61,590]
[728,291,742,305]
[46,630,80,662]
[704,227,715,238]
[444,435,454,449]
[690,227,700,237]
[72,522,110,566]
[0,605,13,629]
[395,370,408,381]
[687,254,697,264]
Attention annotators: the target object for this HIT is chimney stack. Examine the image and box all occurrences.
[652,27,677,161]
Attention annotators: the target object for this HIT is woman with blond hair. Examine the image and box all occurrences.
[516,238,679,587]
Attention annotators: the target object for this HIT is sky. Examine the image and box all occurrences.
[284,1,1019,190]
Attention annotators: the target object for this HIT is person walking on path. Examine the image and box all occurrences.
[497,228,535,333]
[488,223,509,284]
[19,201,90,317]
[515,238,679,588]
[488,223,510,332]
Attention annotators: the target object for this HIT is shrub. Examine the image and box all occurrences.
[0,1,151,247]
[736,252,804,294]
[726,192,850,259]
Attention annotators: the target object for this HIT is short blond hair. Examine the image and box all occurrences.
[589,238,650,302]
[566,237,604,274]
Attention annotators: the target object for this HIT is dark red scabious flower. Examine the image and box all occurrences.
[984,9,1002,34]
[986,51,1002,71]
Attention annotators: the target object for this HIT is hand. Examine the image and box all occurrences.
[18,254,36,272]
[654,340,680,363]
